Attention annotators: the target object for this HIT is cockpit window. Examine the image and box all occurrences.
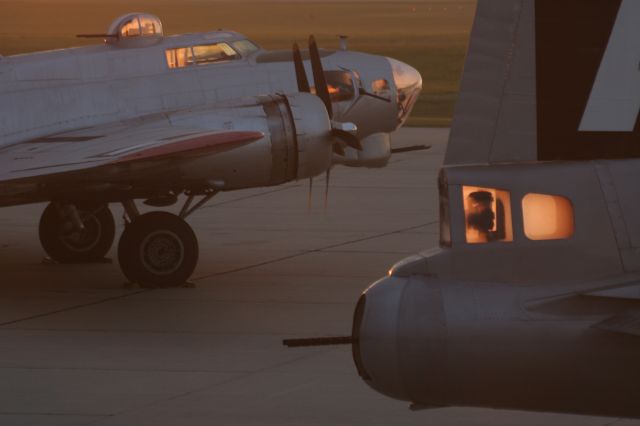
[165,43,238,69]
[232,40,260,57]
[311,71,355,102]
[371,79,391,99]
[463,186,513,244]
[192,43,238,64]
[522,194,574,240]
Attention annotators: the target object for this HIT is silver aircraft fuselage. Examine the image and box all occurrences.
[0,31,418,150]
[0,13,423,287]
[0,28,422,207]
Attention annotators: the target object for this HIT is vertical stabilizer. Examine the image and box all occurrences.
[446,0,640,165]
[445,0,537,165]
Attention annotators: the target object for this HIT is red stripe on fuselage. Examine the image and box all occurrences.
[115,131,264,164]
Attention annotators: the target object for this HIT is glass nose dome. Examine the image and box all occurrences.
[388,57,422,92]
[387,57,423,126]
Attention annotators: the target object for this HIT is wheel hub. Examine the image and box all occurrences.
[141,231,185,275]
[59,214,102,253]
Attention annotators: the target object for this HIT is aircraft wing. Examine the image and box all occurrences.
[0,116,263,185]
[524,274,640,338]
[593,311,640,337]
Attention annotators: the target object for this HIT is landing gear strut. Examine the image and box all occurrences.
[39,202,116,263]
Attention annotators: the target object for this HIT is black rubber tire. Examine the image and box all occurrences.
[39,202,115,263]
[118,212,198,288]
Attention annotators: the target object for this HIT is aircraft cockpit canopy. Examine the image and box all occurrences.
[107,13,163,47]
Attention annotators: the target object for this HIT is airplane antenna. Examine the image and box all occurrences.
[339,35,349,51]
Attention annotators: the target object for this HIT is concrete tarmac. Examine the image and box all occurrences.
[0,128,637,426]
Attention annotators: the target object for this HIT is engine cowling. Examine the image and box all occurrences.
[353,274,640,418]
[175,92,333,191]
[272,93,334,181]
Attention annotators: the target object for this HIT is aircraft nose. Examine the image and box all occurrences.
[387,58,423,126]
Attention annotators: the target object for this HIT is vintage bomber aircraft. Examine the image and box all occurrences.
[0,13,422,287]
[287,0,640,419]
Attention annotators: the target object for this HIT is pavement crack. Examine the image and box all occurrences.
[192,221,436,281]
[0,290,149,328]
[0,221,435,327]
[86,349,329,426]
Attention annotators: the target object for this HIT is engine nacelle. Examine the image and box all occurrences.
[175,92,332,191]
[353,274,640,418]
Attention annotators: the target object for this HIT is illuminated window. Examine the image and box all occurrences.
[109,14,163,41]
[310,71,355,102]
[192,43,238,65]
[522,194,574,240]
[139,16,162,36]
[166,43,238,69]
[371,79,391,99]
[119,18,141,38]
[463,186,513,244]
[165,47,193,69]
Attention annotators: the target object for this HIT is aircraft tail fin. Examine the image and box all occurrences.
[446,0,640,165]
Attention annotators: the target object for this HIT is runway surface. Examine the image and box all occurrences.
[0,128,637,426]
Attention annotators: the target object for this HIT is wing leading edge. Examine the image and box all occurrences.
[0,119,264,183]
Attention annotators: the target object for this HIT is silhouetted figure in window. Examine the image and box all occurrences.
[467,191,505,242]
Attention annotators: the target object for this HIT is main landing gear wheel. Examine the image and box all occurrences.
[39,202,115,263]
[118,212,199,288]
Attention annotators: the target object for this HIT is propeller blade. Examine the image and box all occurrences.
[308,35,333,119]
[324,167,331,209]
[293,42,311,93]
[333,143,346,156]
[308,177,313,210]
[332,129,362,151]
